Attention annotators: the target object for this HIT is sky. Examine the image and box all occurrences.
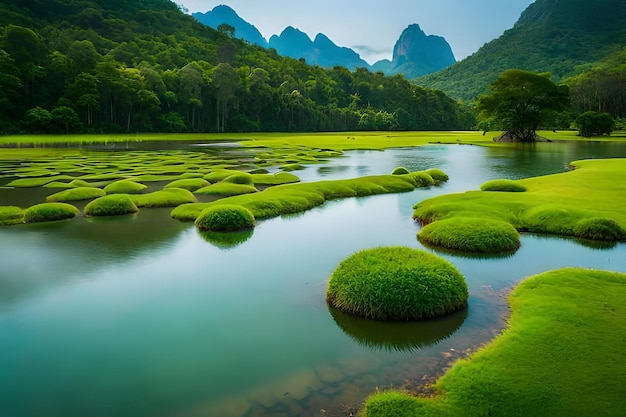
[178,0,535,64]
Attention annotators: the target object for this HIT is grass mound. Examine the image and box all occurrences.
[425,168,449,182]
[222,172,254,185]
[391,166,410,175]
[195,183,258,197]
[0,206,24,226]
[84,194,139,217]
[164,178,210,192]
[46,187,106,202]
[418,217,521,254]
[362,268,626,417]
[195,204,256,232]
[326,246,468,321]
[203,169,243,183]
[481,179,528,192]
[251,172,300,185]
[572,217,625,241]
[131,188,198,208]
[23,202,79,223]
[103,180,147,194]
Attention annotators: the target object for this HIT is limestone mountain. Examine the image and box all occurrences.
[192,5,268,47]
[372,24,456,79]
[417,0,626,100]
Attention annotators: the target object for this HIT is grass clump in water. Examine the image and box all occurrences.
[418,217,521,254]
[222,172,254,185]
[131,188,198,208]
[24,202,79,223]
[104,180,147,194]
[0,206,24,225]
[361,268,626,417]
[391,166,410,175]
[195,204,256,232]
[164,178,210,192]
[84,194,138,217]
[250,172,300,185]
[481,179,528,192]
[203,169,243,183]
[326,246,468,321]
[195,183,258,197]
[425,168,449,182]
[46,187,106,202]
[572,217,625,241]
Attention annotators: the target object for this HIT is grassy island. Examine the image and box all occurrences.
[326,247,468,321]
[362,267,626,417]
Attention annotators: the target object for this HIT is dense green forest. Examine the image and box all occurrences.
[0,0,474,134]
[417,0,626,104]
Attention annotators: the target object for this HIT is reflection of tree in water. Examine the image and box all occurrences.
[328,305,467,353]
[199,229,254,250]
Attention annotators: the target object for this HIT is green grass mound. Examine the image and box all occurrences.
[195,183,258,197]
[425,168,449,182]
[103,180,147,194]
[164,178,210,192]
[418,217,521,254]
[222,172,254,185]
[391,166,410,175]
[326,246,468,321]
[203,169,243,183]
[46,187,106,202]
[131,188,198,208]
[250,172,300,185]
[84,194,139,217]
[0,206,24,226]
[480,179,528,192]
[406,172,435,187]
[7,175,75,188]
[281,163,304,171]
[195,204,256,232]
[24,202,79,223]
[572,217,625,241]
[361,268,626,417]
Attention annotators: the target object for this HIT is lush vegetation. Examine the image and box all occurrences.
[418,218,521,254]
[362,268,626,417]
[326,246,468,320]
[23,202,79,222]
[46,186,106,202]
[480,179,527,192]
[573,111,615,137]
[195,204,256,232]
[0,0,473,134]
[84,194,138,216]
[414,159,626,242]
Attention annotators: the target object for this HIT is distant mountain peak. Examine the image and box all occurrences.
[192,5,268,48]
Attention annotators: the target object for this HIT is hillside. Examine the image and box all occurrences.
[417,0,626,100]
[0,0,473,134]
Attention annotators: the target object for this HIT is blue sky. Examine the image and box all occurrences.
[179,0,535,64]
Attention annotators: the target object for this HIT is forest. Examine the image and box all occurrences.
[0,0,474,134]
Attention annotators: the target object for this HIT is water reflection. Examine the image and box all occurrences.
[328,306,468,353]
[199,229,254,250]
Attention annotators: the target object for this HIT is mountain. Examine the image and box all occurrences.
[268,27,369,70]
[372,24,456,79]
[192,5,268,47]
[417,0,626,100]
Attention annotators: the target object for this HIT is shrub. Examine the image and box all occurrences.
[84,194,139,216]
[391,166,410,175]
[573,217,625,241]
[46,187,106,202]
[0,206,24,225]
[104,180,147,194]
[480,179,527,192]
[222,173,254,185]
[418,217,521,254]
[326,246,468,320]
[195,204,256,232]
[574,111,614,137]
[24,202,79,223]
[164,178,210,192]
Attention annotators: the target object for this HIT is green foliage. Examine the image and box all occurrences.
[250,172,300,185]
[326,246,468,320]
[480,179,528,192]
[195,182,258,197]
[84,194,138,216]
[574,111,615,137]
[222,172,253,185]
[363,268,626,417]
[203,170,242,183]
[418,217,521,254]
[476,70,570,142]
[0,206,24,225]
[391,166,410,175]
[103,180,147,194]
[164,178,210,191]
[23,202,78,223]
[195,204,255,232]
[46,186,106,202]
[572,217,625,241]
[131,188,197,208]
[425,168,449,182]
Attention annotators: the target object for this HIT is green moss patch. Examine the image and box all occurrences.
[326,246,468,321]
[391,166,410,175]
[46,187,106,202]
[131,188,198,208]
[425,168,449,182]
[0,206,24,225]
[250,172,300,185]
[195,204,256,232]
[203,169,243,183]
[195,183,258,197]
[7,175,75,188]
[572,217,625,241]
[164,178,211,192]
[84,194,139,217]
[104,180,147,194]
[222,172,254,185]
[418,217,521,254]
[480,179,528,192]
[24,202,79,223]
[362,268,626,417]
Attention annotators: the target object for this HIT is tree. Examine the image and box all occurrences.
[574,111,614,137]
[50,106,81,133]
[476,70,570,142]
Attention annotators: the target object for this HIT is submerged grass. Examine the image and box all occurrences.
[362,268,626,417]
[414,159,626,243]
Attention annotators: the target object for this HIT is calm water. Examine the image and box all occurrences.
[1,141,626,417]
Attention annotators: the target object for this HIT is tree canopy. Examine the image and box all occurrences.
[476,70,570,142]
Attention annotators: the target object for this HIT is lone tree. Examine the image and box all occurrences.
[476,70,570,142]
[574,111,614,137]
